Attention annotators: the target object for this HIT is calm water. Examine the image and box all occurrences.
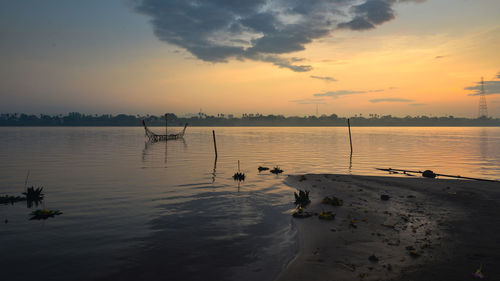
[1,127,499,281]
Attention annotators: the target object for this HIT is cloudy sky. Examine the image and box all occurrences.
[1,0,499,117]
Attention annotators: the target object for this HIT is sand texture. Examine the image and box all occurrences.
[275,174,500,281]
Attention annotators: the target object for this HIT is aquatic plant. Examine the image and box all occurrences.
[258,166,269,172]
[23,186,44,201]
[233,172,245,181]
[294,189,310,207]
[29,209,62,220]
[321,196,343,206]
[270,166,283,174]
[0,195,26,205]
[22,186,44,208]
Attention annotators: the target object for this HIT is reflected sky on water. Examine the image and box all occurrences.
[0,127,499,281]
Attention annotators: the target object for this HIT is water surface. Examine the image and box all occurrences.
[1,127,499,281]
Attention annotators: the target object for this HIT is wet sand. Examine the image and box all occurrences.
[276,174,500,281]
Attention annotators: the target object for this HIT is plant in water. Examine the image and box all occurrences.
[270,166,283,174]
[294,189,310,207]
[0,195,26,205]
[23,186,44,208]
[23,186,44,201]
[233,172,245,181]
[29,209,62,220]
[258,166,269,172]
[233,160,245,181]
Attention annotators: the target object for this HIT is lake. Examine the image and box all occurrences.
[1,127,499,281]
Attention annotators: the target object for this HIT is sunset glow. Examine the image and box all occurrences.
[1,0,499,117]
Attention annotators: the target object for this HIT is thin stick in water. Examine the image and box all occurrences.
[347,118,353,154]
[212,130,218,159]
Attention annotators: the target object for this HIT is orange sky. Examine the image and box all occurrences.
[1,0,499,117]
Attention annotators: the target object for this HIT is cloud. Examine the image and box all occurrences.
[465,73,500,96]
[133,0,426,71]
[435,55,445,59]
[409,103,427,106]
[310,75,337,82]
[370,98,414,103]
[314,88,384,98]
[289,98,327,105]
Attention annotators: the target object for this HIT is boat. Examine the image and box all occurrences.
[142,114,188,142]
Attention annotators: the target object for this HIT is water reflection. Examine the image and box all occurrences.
[142,138,188,165]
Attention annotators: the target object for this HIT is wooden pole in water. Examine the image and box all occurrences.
[347,118,353,154]
[212,130,218,159]
[238,160,240,172]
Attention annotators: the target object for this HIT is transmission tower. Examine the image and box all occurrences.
[478,77,488,118]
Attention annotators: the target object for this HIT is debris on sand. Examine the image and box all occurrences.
[422,170,436,178]
[368,254,379,262]
[380,194,390,201]
[292,206,313,218]
[321,196,343,206]
[318,211,335,220]
[472,264,487,279]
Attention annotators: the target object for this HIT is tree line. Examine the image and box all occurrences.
[1,112,499,126]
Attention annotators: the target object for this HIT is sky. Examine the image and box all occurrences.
[0,0,499,117]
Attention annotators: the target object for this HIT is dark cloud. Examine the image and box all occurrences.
[289,98,327,105]
[370,98,413,103]
[338,0,394,30]
[134,0,426,71]
[435,55,445,59]
[310,75,337,82]
[465,73,500,96]
[409,103,427,106]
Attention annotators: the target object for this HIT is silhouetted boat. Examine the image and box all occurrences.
[142,118,188,142]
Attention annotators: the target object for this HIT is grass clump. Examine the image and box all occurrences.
[29,209,62,220]
[294,189,310,207]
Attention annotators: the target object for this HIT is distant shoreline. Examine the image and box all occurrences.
[1,112,499,127]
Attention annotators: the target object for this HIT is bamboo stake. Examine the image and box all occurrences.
[347,118,353,154]
[212,130,218,159]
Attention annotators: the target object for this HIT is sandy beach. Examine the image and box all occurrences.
[276,174,500,281]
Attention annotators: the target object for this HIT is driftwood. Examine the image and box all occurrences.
[376,168,498,182]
